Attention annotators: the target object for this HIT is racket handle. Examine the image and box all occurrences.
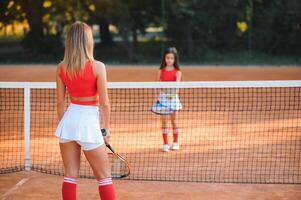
[106,144,115,153]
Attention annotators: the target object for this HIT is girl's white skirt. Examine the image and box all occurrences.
[158,92,182,111]
[151,92,182,115]
[55,103,104,144]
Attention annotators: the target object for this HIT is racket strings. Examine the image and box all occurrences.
[108,152,130,178]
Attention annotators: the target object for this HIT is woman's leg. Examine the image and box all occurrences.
[170,112,180,150]
[84,144,116,200]
[60,141,81,200]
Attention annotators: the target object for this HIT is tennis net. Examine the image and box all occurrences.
[0,81,300,183]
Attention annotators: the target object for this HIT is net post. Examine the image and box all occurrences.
[24,85,31,171]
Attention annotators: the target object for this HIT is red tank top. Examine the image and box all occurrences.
[59,60,98,105]
[160,68,177,81]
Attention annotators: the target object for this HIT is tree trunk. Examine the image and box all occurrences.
[98,18,113,45]
[185,20,194,57]
[21,0,44,38]
[132,27,138,52]
[118,12,136,61]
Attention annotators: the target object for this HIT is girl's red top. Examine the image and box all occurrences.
[160,68,177,81]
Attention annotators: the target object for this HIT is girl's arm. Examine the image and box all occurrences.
[94,61,111,132]
[176,70,182,82]
[156,70,162,94]
[174,70,182,94]
[56,64,66,121]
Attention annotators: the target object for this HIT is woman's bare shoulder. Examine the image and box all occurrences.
[56,61,64,74]
[93,60,105,69]
[92,60,106,76]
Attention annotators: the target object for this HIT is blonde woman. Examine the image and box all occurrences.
[55,21,116,200]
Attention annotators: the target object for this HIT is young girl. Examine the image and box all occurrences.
[55,22,116,200]
[156,47,182,152]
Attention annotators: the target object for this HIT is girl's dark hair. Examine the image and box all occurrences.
[160,47,180,70]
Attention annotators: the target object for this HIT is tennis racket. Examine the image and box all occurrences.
[106,144,130,179]
[150,100,174,115]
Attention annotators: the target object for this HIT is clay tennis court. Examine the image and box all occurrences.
[0,65,301,200]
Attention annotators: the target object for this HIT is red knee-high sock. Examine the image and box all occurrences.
[98,177,116,200]
[173,128,178,143]
[162,127,168,144]
[62,177,77,200]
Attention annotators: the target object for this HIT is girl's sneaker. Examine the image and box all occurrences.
[171,143,180,150]
[162,144,170,152]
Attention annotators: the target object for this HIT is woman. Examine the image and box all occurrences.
[55,21,116,200]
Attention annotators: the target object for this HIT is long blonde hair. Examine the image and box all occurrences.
[63,21,94,78]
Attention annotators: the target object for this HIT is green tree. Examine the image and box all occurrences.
[0,0,25,35]
[87,0,160,60]
[252,0,301,54]
[87,0,114,45]
[18,0,44,39]
[166,0,248,57]
[18,0,91,54]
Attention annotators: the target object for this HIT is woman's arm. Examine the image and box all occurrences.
[94,61,110,130]
[56,64,66,121]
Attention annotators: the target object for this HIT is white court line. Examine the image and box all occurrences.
[0,178,29,200]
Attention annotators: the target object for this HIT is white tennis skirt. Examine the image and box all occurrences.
[158,92,182,111]
[54,103,104,144]
[151,92,182,115]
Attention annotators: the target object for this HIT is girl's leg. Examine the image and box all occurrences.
[60,141,81,200]
[170,112,180,150]
[83,144,116,200]
[160,115,169,152]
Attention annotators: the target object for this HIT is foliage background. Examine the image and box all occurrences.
[0,0,300,64]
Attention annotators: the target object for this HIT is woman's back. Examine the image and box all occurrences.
[59,60,98,105]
